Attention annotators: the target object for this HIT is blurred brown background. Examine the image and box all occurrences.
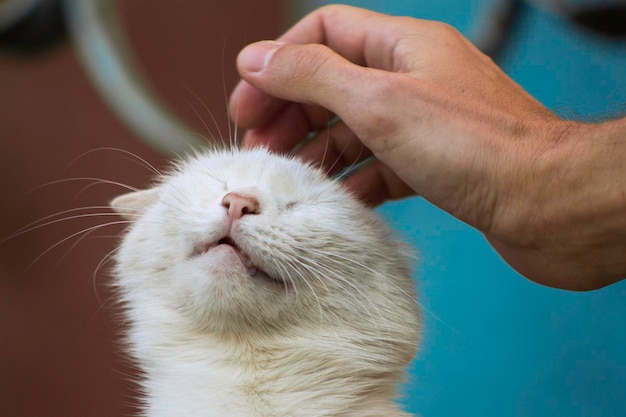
[0,1,286,415]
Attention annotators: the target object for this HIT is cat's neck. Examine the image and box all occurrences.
[127,306,410,417]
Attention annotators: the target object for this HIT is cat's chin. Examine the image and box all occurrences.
[193,239,288,289]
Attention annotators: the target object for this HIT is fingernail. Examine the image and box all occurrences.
[238,41,284,73]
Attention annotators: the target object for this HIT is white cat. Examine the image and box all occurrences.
[111,147,421,417]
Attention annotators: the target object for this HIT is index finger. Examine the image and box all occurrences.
[278,4,408,70]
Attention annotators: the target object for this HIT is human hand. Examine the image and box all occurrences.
[229,5,626,290]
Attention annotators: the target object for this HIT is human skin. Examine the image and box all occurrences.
[228,5,626,291]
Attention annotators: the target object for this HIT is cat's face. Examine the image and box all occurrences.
[113,149,418,337]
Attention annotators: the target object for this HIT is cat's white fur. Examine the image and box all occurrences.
[111,148,421,417]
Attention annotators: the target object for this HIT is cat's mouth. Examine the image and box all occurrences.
[193,236,287,289]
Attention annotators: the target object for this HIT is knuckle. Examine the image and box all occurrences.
[317,3,348,16]
[406,19,463,49]
[426,20,461,39]
[353,73,408,142]
[278,43,334,85]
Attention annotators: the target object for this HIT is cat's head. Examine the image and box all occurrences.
[112,148,419,346]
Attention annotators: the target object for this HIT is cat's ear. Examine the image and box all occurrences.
[110,187,160,221]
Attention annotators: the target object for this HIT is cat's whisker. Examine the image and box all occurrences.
[325,138,351,177]
[93,246,120,302]
[2,209,135,243]
[187,131,213,149]
[282,251,389,331]
[29,220,133,269]
[186,98,226,149]
[283,257,325,324]
[320,126,331,172]
[288,244,396,329]
[57,223,108,267]
[317,115,343,170]
[182,83,226,149]
[3,206,106,239]
[312,246,450,332]
[289,254,332,295]
[231,93,240,149]
[302,266,348,323]
[28,177,140,195]
[305,243,417,305]
[219,38,234,150]
[74,181,136,202]
[311,260,388,332]
[66,147,163,177]
[340,144,366,179]
[274,261,299,300]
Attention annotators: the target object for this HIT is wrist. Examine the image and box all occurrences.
[488,118,626,289]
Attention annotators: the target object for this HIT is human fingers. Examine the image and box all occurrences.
[229,5,416,147]
[235,40,401,142]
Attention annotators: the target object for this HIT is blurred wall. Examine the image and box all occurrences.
[0,1,285,416]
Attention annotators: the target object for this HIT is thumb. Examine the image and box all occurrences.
[236,40,380,122]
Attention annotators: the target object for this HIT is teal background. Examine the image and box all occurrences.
[298,1,626,416]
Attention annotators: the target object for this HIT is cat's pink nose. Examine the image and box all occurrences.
[221,192,260,220]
